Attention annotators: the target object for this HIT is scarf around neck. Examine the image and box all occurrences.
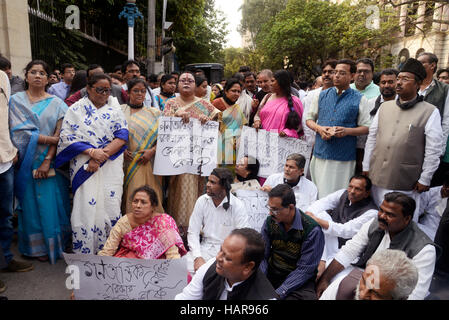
[396,94,424,110]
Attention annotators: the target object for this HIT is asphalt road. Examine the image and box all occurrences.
[1,235,449,300]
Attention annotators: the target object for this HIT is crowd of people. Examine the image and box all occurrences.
[1,51,449,301]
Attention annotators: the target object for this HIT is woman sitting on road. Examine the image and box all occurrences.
[98,185,187,259]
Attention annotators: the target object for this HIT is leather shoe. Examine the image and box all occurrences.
[2,259,34,272]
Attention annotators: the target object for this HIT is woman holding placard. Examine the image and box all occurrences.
[163,71,221,231]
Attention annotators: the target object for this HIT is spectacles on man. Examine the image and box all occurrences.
[93,87,112,94]
[265,204,283,216]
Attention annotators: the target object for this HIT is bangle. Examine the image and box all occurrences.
[88,148,95,157]
[43,136,47,144]
[44,155,52,160]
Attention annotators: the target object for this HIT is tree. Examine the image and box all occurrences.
[171,0,229,69]
[253,0,399,77]
[222,47,265,77]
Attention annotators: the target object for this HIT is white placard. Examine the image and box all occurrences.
[237,126,312,178]
[234,189,269,232]
[63,253,188,300]
[153,117,219,176]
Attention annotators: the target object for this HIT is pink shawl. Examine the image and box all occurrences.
[260,95,303,138]
[115,213,187,259]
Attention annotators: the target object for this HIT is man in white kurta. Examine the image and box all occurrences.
[305,175,378,267]
[185,168,250,273]
[261,153,317,212]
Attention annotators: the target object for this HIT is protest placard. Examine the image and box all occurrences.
[63,253,188,300]
[234,189,269,232]
[237,126,312,178]
[153,117,219,176]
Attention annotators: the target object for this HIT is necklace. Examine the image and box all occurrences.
[26,90,47,103]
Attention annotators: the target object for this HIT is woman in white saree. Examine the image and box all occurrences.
[56,73,128,254]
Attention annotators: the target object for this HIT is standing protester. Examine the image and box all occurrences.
[350,58,380,100]
[56,73,128,255]
[0,55,25,95]
[416,52,449,187]
[0,70,33,293]
[48,63,75,100]
[154,74,176,111]
[437,68,449,85]
[306,59,371,198]
[121,78,164,214]
[9,60,71,264]
[121,60,157,109]
[362,58,443,218]
[163,71,221,231]
[253,70,303,139]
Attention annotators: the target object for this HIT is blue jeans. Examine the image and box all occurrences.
[0,165,14,265]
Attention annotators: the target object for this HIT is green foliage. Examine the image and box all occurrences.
[222,47,265,78]
[242,0,400,77]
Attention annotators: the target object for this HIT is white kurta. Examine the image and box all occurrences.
[306,189,378,264]
[263,173,318,212]
[320,218,436,300]
[417,186,446,240]
[306,90,372,199]
[185,193,250,273]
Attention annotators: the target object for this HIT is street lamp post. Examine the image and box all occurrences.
[119,0,143,60]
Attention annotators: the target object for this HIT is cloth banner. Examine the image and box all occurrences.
[63,253,188,300]
[153,116,219,176]
[237,126,312,178]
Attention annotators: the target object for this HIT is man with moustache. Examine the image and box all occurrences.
[304,175,378,276]
[302,60,337,148]
[362,58,443,215]
[306,59,372,198]
[261,153,317,212]
[355,69,399,173]
[355,249,419,300]
[175,228,278,300]
[121,59,157,108]
[260,184,324,300]
[317,192,436,300]
[249,70,272,126]
[186,168,249,274]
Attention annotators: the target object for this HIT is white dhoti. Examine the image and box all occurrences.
[310,156,356,199]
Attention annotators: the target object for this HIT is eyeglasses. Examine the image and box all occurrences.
[179,79,195,84]
[29,70,47,77]
[93,87,112,94]
[265,204,283,216]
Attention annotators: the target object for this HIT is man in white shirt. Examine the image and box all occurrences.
[121,60,158,109]
[304,174,378,274]
[0,71,33,292]
[317,192,436,300]
[362,58,443,220]
[416,173,449,240]
[186,168,250,274]
[175,228,277,300]
[261,153,317,212]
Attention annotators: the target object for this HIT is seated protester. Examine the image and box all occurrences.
[416,172,449,240]
[317,192,437,300]
[175,228,278,300]
[261,153,317,212]
[304,174,378,276]
[355,249,419,300]
[260,184,324,300]
[186,168,250,273]
[231,155,261,193]
[65,64,128,106]
[98,186,187,259]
